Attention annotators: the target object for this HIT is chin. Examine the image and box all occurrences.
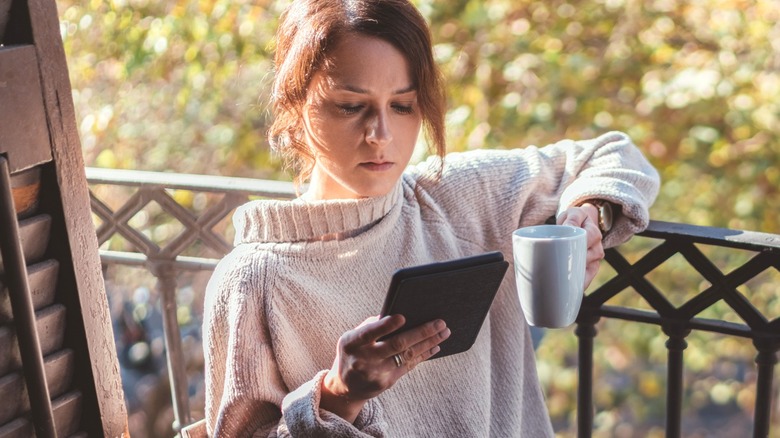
[353,183,396,199]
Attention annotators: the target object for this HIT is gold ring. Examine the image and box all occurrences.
[393,353,403,368]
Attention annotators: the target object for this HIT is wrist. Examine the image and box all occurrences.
[577,202,600,225]
[319,370,367,423]
[578,199,616,234]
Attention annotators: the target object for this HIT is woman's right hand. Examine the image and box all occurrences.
[319,315,450,422]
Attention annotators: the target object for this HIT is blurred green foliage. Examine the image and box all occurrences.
[58,0,779,436]
[60,0,780,234]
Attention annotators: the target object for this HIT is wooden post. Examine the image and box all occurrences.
[24,0,129,434]
[0,0,129,435]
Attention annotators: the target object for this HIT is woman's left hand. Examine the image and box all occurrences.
[556,204,605,289]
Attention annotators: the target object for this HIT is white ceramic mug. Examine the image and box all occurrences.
[512,224,587,328]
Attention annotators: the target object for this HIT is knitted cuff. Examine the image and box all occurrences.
[281,370,387,437]
[558,180,651,248]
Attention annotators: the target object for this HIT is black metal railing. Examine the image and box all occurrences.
[85,167,779,436]
[577,222,779,438]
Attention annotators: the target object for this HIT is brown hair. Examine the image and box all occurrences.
[268,0,447,185]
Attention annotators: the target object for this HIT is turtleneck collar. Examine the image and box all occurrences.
[232,181,402,245]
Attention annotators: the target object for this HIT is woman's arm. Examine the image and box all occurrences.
[202,250,285,437]
[202,248,388,437]
[409,131,660,249]
[203,247,449,437]
[318,315,449,423]
[549,131,660,247]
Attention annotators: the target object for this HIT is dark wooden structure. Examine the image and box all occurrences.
[0,0,128,436]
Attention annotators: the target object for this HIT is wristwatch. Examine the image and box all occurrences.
[582,200,614,234]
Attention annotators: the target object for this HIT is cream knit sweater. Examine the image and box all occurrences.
[202,131,660,437]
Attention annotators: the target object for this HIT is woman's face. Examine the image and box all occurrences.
[302,33,422,200]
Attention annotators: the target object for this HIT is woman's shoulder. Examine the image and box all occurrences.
[408,147,535,177]
[405,132,639,184]
[207,244,274,300]
[404,148,531,193]
[417,148,515,169]
[398,149,522,221]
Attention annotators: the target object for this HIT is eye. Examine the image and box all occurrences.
[336,104,363,115]
[392,103,415,115]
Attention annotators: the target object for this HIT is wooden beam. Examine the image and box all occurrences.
[25,0,129,435]
[0,0,12,42]
[0,45,52,172]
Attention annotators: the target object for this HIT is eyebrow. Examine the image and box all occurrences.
[336,84,417,95]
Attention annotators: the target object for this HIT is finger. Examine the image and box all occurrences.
[378,319,447,357]
[349,314,406,347]
[586,260,601,276]
[584,222,603,250]
[560,207,588,228]
[587,250,605,268]
[584,260,601,289]
[357,315,381,328]
[584,233,604,283]
[582,216,603,289]
[402,326,451,365]
[586,240,605,263]
[419,345,442,362]
[396,343,443,372]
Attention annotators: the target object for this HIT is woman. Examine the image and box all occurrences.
[196,0,660,436]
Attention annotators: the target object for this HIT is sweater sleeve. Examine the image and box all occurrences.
[408,131,660,249]
[552,131,661,247]
[203,247,387,437]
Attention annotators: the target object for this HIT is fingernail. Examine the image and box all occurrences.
[442,328,451,339]
[435,319,446,330]
[431,346,441,354]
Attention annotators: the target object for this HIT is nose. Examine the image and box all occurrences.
[366,110,393,147]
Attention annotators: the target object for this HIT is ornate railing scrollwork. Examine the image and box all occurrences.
[86,167,294,433]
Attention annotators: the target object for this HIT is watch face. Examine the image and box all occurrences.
[600,203,613,232]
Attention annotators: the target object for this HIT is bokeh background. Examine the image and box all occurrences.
[57,0,779,436]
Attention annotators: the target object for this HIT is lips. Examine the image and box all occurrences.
[359,161,394,171]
